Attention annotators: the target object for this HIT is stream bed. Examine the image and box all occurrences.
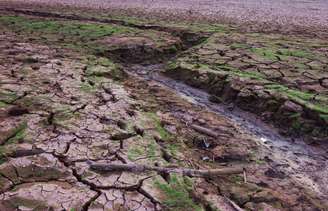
[127,63,328,201]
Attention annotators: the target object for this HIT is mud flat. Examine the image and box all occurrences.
[0,3,327,211]
[2,0,328,28]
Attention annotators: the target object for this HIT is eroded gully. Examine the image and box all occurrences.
[125,63,328,202]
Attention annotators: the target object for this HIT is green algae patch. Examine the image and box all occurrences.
[230,43,249,49]
[0,101,8,108]
[265,84,328,114]
[277,49,313,59]
[155,174,202,211]
[214,64,265,80]
[84,57,125,80]
[127,146,144,160]
[146,112,172,141]
[251,47,313,61]
[0,15,132,54]
[251,48,281,61]
[0,15,126,40]
[0,91,19,104]
[6,121,28,145]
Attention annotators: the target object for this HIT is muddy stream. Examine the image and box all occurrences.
[126,63,328,201]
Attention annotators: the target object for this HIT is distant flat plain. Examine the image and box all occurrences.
[3,0,328,28]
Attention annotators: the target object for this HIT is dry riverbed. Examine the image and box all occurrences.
[0,2,327,211]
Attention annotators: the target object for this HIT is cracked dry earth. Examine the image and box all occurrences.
[0,4,328,211]
[0,34,165,210]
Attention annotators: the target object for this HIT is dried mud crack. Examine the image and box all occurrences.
[0,3,328,211]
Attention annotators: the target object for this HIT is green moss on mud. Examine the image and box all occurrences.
[84,57,125,80]
[0,91,18,104]
[6,121,28,144]
[251,47,313,61]
[0,15,125,40]
[265,84,328,114]
[230,43,249,49]
[0,15,132,54]
[277,49,312,59]
[0,101,8,108]
[215,64,265,80]
[0,146,7,165]
[155,174,202,211]
[146,112,171,140]
[251,48,280,61]
[127,146,144,160]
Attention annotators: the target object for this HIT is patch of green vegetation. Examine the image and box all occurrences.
[127,146,144,160]
[265,84,328,114]
[230,175,243,184]
[232,70,265,80]
[155,174,202,211]
[251,48,279,60]
[266,84,312,99]
[97,57,116,67]
[277,49,313,59]
[320,114,328,121]
[0,15,132,53]
[0,101,8,108]
[251,46,314,61]
[79,79,98,93]
[230,43,249,49]
[194,63,211,70]
[216,64,235,71]
[294,62,307,70]
[147,139,157,158]
[292,119,302,130]
[185,23,227,33]
[108,66,126,80]
[0,157,6,165]
[167,143,179,157]
[289,112,301,119]
[7,121,28,144]
[216,64,265,80]
[168,45,178,53]
[85,56,124,80]
[146,112,171,140]
[0,16,125,39]
[0,90,18,104]
[54,109,75,123]
[167,61,178,70]
[0,146,7,165]
[255,159,266,165]
[90,58,125,80]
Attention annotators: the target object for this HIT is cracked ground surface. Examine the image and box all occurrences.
[0,35,163,210]
[0,2,328,211]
